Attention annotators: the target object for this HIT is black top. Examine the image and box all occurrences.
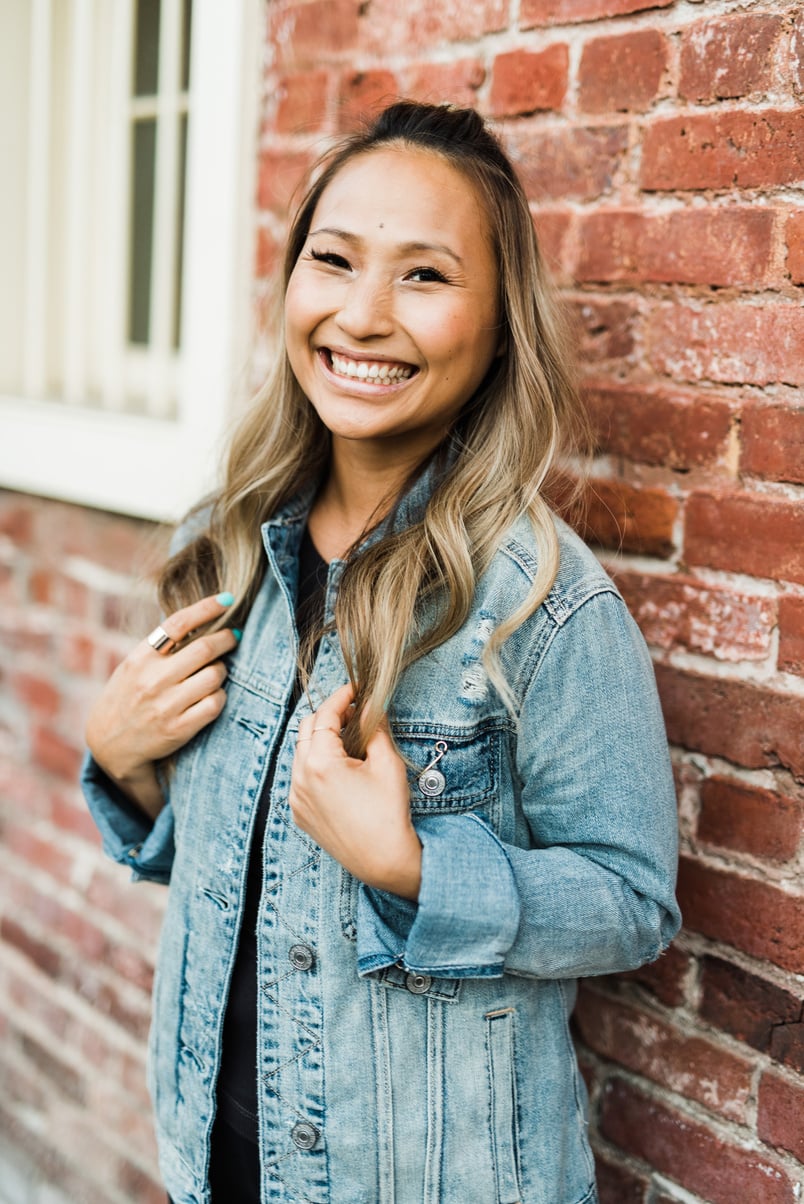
[216,527,329,1141]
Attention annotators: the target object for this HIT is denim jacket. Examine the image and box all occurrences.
[82,468,681,1204]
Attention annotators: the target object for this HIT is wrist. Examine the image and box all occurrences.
[96,756,164,821]
[370,828,422,901]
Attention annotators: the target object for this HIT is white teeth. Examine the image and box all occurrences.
[329,353,413,382]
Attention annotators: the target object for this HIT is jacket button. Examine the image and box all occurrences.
[288,944,315,971]
[405,972,432,995]
[291,1121,319,1150]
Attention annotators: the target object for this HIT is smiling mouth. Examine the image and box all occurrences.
[323,349,418,383]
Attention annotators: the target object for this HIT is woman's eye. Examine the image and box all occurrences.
[407,266,449,284]
[309,249,351,270]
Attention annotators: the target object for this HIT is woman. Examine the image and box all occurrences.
[83,101,680,1204]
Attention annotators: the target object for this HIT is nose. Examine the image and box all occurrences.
[335,271,394,341]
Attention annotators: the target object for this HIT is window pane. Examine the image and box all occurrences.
[173,112,188,348]
[128,118,156,344]
[181,0,193,90]
[134,0,161,97]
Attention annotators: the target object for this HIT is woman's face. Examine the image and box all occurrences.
[284,146,502,464]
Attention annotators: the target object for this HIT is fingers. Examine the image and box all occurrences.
[143,592,236,652]
[309,682,355,732]
[138,593,240,678]
[168,659,230,715]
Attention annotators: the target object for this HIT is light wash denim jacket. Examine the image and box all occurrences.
[82,466,681,1204]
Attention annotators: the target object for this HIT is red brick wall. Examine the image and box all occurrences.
[2,1,802,1200]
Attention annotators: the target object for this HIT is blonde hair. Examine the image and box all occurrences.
[159,101,587,756]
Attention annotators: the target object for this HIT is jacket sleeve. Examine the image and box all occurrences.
[356,589,681,981]
[81,752,174,884]
[78,513,208,885]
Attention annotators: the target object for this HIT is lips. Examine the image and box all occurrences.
[322,349,418,384]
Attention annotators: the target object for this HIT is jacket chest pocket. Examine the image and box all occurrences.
[393,724,503,819]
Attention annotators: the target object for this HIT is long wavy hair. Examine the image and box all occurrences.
[159,101,587,756]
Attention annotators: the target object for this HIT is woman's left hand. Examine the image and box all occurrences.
[289,683,422,900]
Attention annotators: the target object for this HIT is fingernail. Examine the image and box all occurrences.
[232,628,242,642]
[216,591,235,607]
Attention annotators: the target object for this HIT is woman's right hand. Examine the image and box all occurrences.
[85,593,240,820]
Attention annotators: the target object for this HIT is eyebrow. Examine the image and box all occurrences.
[308,227,464,267]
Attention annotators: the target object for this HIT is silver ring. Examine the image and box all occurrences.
[146,625,174,653]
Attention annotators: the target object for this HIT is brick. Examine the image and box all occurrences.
[85,868,166,945]
[509,125,628,201]
[58,632,96,676]
[0,613,53,657]
[532,208,572,281]
[271,0,360,65]
[642,109,804,191]
[489,45,568,117]
[584,383,734,468]
[656,664,804,782]
[600,1078,796,1204]
[758,1071,804,1162]
[579,30,667,113]
[787,210,804,283]
[2,822,75,884]
[618,943,690,1008]
[257,149,313,214]
[359,0,506,54]
[685,490,804,585]
[11,672,61,718]
[680,15,784,101]
[43,503,160,577]
[647,303,804,387]
[28,567,53,604]
[50,790,102,844]
[568,297,636,361]
[615,572,775,662]
[578,479,678,558]
[337,69,399,130]
[575,991,753,1120]
[116,1161,164,1204]
[0,493,35,543]
[30,726,83,782]
[521,0,673,26]
[595,1155,648,1203]
[404,58,485,108]
[770,1021,804,1077]
[275,70,330,133]
[741,403,804,485]
[700,957,802,1066]
[678,856,804,975]
[795,10,804,94]
[0,916,61,979]
[779,596,804,677]
[699,776,801,863]
[0,1102,120,1204]
[576,207,774,287]
[16,1029,85,1104]
[255,226,281,280]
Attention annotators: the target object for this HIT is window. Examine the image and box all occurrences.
[0,0,260,520]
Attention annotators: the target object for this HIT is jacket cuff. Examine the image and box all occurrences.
[356,812,521,979]
[80,752,173,883]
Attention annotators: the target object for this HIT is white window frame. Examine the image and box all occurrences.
[0,0,261,523]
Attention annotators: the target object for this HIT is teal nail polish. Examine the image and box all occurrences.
[232,629,242,642]
[216,591,235,607]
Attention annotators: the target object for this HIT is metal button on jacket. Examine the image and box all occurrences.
[291,1121,319,1150]
[288,943,315,971]
[405,972,432,994]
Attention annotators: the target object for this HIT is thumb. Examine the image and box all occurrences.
[365,718,402,768]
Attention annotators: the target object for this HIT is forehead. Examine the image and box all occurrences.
[310,145,494,250]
